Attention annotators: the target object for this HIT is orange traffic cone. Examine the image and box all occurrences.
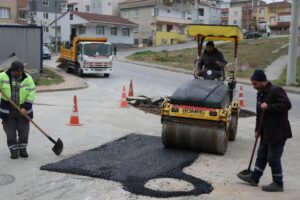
[120,85,128,108]
[128,80,134,97]
[239,85,245,107]
[67,95,82,126]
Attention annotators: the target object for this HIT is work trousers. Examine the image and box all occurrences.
[2,109,30,151]
[251,139,286,186]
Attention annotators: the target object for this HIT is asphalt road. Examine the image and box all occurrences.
[3,53,297,200]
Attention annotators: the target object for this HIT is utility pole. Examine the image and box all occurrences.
[286,0,299,85]
[193,0,199,24]
[55,0,58,55]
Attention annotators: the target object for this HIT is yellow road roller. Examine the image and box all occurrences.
[161,25,243,155]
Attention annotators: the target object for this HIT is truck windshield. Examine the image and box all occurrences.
[83,43,112,57]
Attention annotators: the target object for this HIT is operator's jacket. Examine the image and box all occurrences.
[198,48,227,72]
[0,69,36,120]
[256,82,292,144]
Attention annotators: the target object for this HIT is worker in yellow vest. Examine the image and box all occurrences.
[0,60,36,159]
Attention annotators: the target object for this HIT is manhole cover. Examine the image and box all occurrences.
[0,174,15,186]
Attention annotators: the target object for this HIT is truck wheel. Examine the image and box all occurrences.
[104,73,110,78]
[76,67,84,77]
[65,63,72,73]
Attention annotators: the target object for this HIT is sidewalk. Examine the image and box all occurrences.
[36,66,88,93]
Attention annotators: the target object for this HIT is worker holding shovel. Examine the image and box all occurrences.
[0,60,36,159]
[237,69,292,192]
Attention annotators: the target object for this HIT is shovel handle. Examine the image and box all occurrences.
[247,111,265,171]
[0,89,56,144]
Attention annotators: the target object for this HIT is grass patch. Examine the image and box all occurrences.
[127,37,290,79]
[35,68,64,86]
[273,57,300,86]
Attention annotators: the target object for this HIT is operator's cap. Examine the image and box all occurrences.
[11,60,24,72]
[206,41,215,47]
[251,69,267,82]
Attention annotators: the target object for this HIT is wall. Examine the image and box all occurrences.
[0,25,42,73]
[155,31,187,46]
[229,7,242,27]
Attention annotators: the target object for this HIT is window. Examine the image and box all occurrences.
[271,8,276,14]
[70,13,73,20]
[132,8,139,18]
[270,17,275,24]
[233,20,237,25]
[19,12,25,18]
[198,8,204,16]
[0,7,10,19]
[167,24,172,32]
[43,26,49,32]
[79,26,85,34]
[122,28,130,36]
[279,15,290,22]
[234,10,238,16]
[43,0,49,6]
[122,10,130,19]
[152,7,159,16]
[43,13,48,19]
[85,5,90,12]
[96,26,104,35]
[111,27,117,36]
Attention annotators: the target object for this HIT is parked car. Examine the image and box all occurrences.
[43,45,51,60]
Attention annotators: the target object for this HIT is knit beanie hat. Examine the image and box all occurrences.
[11,60,24,72]
[251,69,267,81]
[206,41,215,47]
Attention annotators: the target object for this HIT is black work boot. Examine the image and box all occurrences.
[237,173,258,186]
[262,182,284,192]
[10,149,19,159]
[19,148,28,158]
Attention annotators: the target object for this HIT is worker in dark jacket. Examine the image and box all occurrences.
[0,60,36,159]
[197,41,227,75]
[238,69,292,192]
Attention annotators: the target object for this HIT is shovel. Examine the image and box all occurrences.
[237,111,265,176]
[0,89,63,156]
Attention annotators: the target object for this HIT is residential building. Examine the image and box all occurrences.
[220,0,230,25]
[227,0,265,31]
[16,0,30,25]
[0,0,17,24]
[49,11,137,47]
[119,0,221,47]
[67,0,123,15]
[29,0,67,44]
[193,0,221,24]
[256,1,292,34]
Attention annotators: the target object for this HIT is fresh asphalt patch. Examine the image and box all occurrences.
[40,134,213,198]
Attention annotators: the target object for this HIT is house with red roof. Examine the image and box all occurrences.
[49,11,138,47]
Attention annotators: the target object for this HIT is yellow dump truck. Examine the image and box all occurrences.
[57,37,113,77]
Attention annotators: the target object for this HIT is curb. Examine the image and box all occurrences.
[36,66,89,93]
[117,58,300,95]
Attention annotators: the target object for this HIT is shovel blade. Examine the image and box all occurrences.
[52,138,63,156]
[237,169,253,176]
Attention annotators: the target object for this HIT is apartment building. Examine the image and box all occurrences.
[67,0,123,15]
[256,1,292,34]
[0,0,17,24]
[28,0,67,44]
[119,0,221,47]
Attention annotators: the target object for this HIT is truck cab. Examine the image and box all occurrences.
[76,41,113,77]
